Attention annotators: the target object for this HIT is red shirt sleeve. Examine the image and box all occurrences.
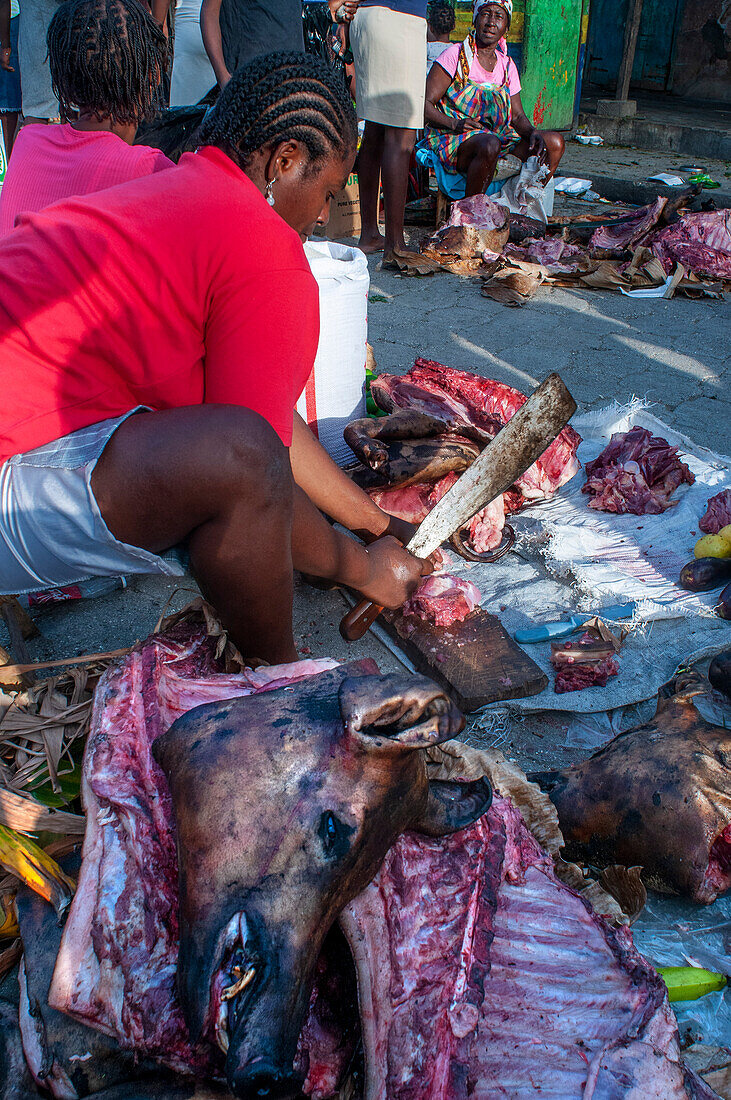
[203,266,320,447]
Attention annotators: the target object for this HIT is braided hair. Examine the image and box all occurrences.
[199,52,358,173]
[47,0,169,126]
[428,0,456,36]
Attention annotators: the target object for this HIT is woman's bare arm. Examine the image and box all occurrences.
[425,63,481,133]
[200,0,231,88]
[425,63,456,130]
[290,412,391,538]
[151,0,172,27]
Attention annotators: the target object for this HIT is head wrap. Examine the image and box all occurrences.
[473,0,513,22]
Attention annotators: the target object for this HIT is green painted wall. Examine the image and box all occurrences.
[521,0,584,129]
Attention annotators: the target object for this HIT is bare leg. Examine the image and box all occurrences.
[455,132,501,197]
[356,120,386,253]
[90,406,298,664]
[1,113,18,158]
[382,125,415,254]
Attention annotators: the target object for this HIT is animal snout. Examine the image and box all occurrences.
[229,1064,303,1100]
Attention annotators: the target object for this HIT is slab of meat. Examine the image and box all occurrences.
[583,425,695,514]
[403,574,481,628]
[589,196,667,251]
[447,194,509,232]
[649,209,731,278]
[47,624,340,1069]
[699,489,731,534]
[551,637,620,694]
[338,795,712,1100]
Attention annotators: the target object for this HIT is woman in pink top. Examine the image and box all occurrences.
[424,0,565,196]
[0,0,172,236]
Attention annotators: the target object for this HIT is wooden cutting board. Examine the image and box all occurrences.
[379,608,548,713]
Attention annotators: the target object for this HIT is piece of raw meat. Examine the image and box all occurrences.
[338,795,712,1100]
[402,574,481,628]
[699,489,731,533]
[551,637,620,693]
[583,425,695,514]
[447,193,509,231]
[589,196,668,251]
[368,473,458,525]
[504,236,587,273]
[649,209,731,278]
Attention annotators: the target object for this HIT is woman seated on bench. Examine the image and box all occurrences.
[424,0,564,198]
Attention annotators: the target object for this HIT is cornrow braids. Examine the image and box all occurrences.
[199,52,358,172]
[427,1,456,36]
[47,0,169,126]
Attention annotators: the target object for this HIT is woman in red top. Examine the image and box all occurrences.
[0,0,172,237]
[0,52,428,663]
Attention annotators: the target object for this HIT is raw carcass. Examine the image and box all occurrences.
[354,359,581,553]
[47,623,490,1098]
[589,196,668,252]
[338,795,715,1099]
[583,425,695,514]
[403,574,481,628]
[700,489,731,534]
[531,670,731,904]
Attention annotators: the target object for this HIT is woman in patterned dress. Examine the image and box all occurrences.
[424,0,565,197]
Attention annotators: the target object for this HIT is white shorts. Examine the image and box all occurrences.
[350,5,427,130]
[0,411,186,594]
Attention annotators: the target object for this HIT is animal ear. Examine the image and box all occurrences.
[340,675,464,749]
[417,777,493,837]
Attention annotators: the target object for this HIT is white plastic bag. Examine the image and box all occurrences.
[494,155,555,222]
[298,240,369,467]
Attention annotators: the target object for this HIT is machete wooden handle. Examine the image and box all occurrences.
[339,599,384,642]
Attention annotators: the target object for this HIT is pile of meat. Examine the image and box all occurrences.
[583,425,695,515]
[700,489,731,534]
[421,192,731,297]
[551,635,620,693]
[46,626,716,1099]
[349,358,581,553]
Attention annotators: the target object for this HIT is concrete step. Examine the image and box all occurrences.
[578,108,731,162]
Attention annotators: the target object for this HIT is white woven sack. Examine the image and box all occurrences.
[298,240,369,466]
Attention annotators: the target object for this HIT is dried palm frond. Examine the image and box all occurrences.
[0,668,102,803]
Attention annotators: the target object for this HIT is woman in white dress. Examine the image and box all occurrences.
[169,0,214,106]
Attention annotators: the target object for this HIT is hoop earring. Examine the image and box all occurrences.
[265,178,276,207]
